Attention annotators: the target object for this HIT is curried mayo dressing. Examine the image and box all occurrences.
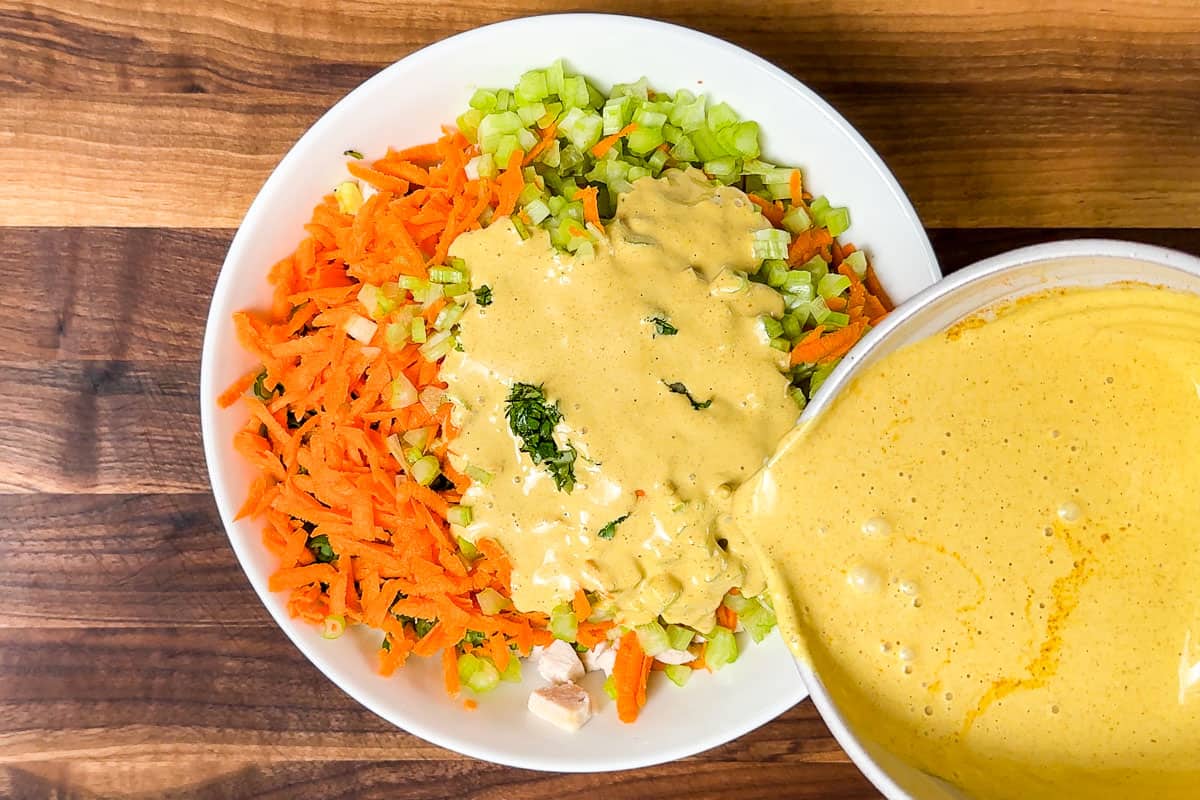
[440,169,798,630]
[734,284,1200,799]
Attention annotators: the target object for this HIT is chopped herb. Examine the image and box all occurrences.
[664,381,713,410]
[408,617,435,639]
[252,369,280,402]
[648,316,678,336]
[287,408,315,430]
[381,636,392,652]
[429,473,456,492]
[474,284,493,306]
[505,382,577,492]
[463,629,487,647]
[344,149,364,159]
[597,513,631,540]
[306,534,336,563]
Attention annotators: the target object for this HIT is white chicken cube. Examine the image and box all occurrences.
[537,639,585,683]
[653,648,695,665]
[527,682,593,732]
[582,639,617,674]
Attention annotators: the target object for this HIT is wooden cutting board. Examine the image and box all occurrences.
[3,1,1198,797]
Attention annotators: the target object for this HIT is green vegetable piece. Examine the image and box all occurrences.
[704,626,739,670]
[550,602,578,642]
[505,383,577,492]
[343,149,364,160]
[665,624,694,652]
[597,513,630,540]
[306,534,336,563]
[648,316,678,336]
[664,664,692,687]
[636,621,670,657]
[603,674,618,699]
[473,284,493,307]
[664,381,712,410]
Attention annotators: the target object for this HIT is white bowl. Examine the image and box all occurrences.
[199,13,939,771]
[798,239,1200,798]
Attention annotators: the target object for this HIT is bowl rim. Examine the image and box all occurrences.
[794,237,1200,800]
[198,11,939,771]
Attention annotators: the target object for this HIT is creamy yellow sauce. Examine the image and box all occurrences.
[441,169,797,629]
[735,284,1200,799]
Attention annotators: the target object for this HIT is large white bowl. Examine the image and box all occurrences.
[799,239,1200,798]
[199,13,939,771]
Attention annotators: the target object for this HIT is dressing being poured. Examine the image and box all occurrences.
[441,169,798,630]
[734,284,1200,799]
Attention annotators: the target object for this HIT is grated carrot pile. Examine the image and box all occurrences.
[224,128,553,679]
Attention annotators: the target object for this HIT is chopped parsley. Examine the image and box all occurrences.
[306,534,337,563]
[664,381,713,410]
[505,382,577,492]
[648,316,678,336]
[463,629,488,647]
[429,473,456,493]
[474,284,493,306]
[597,513,631,540]
[252,369,280,402]
[343,149,364,159]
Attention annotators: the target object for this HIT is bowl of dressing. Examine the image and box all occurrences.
[733,239,1200,799]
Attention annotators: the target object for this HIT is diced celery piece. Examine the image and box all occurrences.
[516,69,549,103]
[602,95,635,134]
[664,664,692,687]
[390,374,417,409]
[717,120,760,159]
[635,621,670,657]
[818,273,852,300]
[517,101,547,127]
[469,89,498,112]
[457,535,479,559]
[809,195,831,219]
[603,674,618,700]
[516,127,538,152]
[781,312,803,340]
[761,315,784,339]
[545,59,565,95]
[705,100,739,131]
[669,136,697,163]
[411,455,441,487]
[477,111,522,143]
[786,283,815,306]
[669,93,707,132]
[627,125,665,156]
[703,156,739,181]
[448,505,474,527]
[443,282,470,298]
[690,127,726,161]
[741,159,777,175]
[770,337,791,352]
[739,598,779,643]
[401,426,431,450]
[704,626,739,670]
[476,152,497,178]
[634,108,668,129]
[790,386,808,409]
[782,269,812,294]
[500,654,522,682]
[560,75,590,108]
[823,205,852,236]
[458,653,501,693]
[429,266,464,284]
[465,464,493,486]
[538,139,561,168]
[842,249,869,279]
[334,181,363,216]
[807,295,832,324]
[610,76,649,100]
[801,255,829,281]
[665,624,694,652]
[782,205,813,234]
[456,108,483,141]
[809,359,838,396]
[752,227,791,261]
[823,311,851,328]
[550,603,578,641]
[434,302,465,331]
[475,586,510,615]
[410,317,427,343]
[762,259,789,288]
[524,197,551,224]
[647,147,669,175]
[493,134,521,167]
[627,165,650,183]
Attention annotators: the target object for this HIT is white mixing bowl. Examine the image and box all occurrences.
[199,13,939,771]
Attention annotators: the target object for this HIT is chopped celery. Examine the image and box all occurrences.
[664,664,692,687]
[401,426,431,450]
[410,317,426,344]
[603,674,618,700]
[807,295,832,325]
[739,598,779,643]
[411,455,440,487]
[800,255,829,281]
[782,204,813,234]
[809,359,839,396]
[762,259,789,288]
[516,69,549,103]
[434,303,465,331]
[322,614,346,640]
[390,375,418,409]
[760,316,784,339]
[469,89,498,112]
[429,266,464,284]
[500,655,522,682]
[475,587,510,615]
[752,228,791,261]
[550,602,578,642]
[458,653,501,693]
[545,59,565,95]
[448,505,474,527]
[706,100,739,131]
[781,312,803,340]
[465,464,494,486]
[334,181,363,215]
[823,205,852,236]
[781,269,812,294]
[456,536,479,560]
[704,627,739,670]
[823,311,851,328]
[818,273,852,300]
[842,249,869,279]
[665,624,694,652]
[635,621,670,657]
[627,125,665,156]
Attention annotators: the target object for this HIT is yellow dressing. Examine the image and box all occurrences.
[735,285,1200,799]
[441,169,797,629]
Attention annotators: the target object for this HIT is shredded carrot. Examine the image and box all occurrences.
[591,122,638,158]
[572,588,592,622]
[577,186,602,229]
[747,193,784,226]
[716,604,738,631]
[790,319,869,365]
[463,698,478,710]
[788,225,833,265]
[224,128,550,696]
[613,630,650,724]
[788,169,802,207]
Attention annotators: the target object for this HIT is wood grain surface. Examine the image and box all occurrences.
[3,1,1199,798]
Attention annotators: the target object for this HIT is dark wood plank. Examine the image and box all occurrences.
[0,493,262,628]
[0,361,203,493]
[6,90,1200,227]
[3,1,1199,95]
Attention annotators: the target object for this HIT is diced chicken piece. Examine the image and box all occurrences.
[582,640,617,674]
[538,639,585,683]
[654,648,695,665]
[528,682,592,732]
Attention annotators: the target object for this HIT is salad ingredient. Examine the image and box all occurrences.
[538,639,586,684]
[613,630,652,724]
[505,382,578,492]
[528,682,593,731]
